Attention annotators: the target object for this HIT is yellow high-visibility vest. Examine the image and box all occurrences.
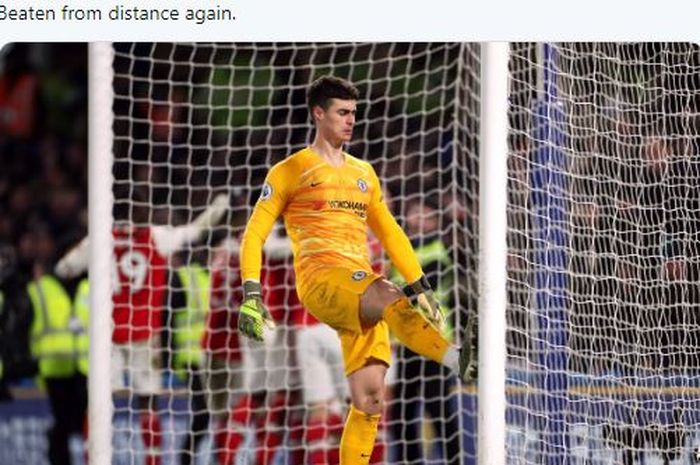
[28,275,88,378]
[173,264,210,372]
[72,278,90,375]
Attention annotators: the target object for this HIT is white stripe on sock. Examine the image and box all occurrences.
[441,346,459,373]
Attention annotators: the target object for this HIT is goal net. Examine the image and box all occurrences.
[95,42,700,465]
[106,42,480,465]
[507,43,700,465]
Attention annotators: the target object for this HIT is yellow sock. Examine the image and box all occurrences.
[384,297,451,364]
[339,405,380,465]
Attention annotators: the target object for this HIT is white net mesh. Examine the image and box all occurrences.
[103,41,700,465]
[109,42,480,465]
[507,43,700,465]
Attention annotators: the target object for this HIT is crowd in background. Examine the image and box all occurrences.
[0,43,88,284]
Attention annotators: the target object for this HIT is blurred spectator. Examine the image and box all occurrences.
[28,262,88,465]
[201,237,246,465]
[0,243,36,401]
[0,44,40,141]
[640,134,700,370]
[389,196,461,465]
[166,250,211,465]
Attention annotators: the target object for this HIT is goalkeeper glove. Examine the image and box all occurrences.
[403,275,446,331]
[238,281,276,342]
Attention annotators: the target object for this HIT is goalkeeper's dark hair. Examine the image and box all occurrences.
[306,75,359,115]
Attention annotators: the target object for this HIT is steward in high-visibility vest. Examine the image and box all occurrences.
[173,264,210,376]
[28,273,89,465]
[27,274,88,378]
[171,262,212,465]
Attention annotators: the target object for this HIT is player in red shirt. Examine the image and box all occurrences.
[55,194,228,465]
[204,226,305,465]
[201,236,245,465]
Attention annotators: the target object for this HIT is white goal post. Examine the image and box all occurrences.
[87,42,114,465]
[478,42,509,465]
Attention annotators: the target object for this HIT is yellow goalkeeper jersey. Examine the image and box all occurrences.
[240,147,423,293]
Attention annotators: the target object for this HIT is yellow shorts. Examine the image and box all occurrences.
[299,267,391,375]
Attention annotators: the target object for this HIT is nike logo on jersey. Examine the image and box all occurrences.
[310,181,323,187]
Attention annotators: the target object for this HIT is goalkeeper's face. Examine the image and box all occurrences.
[315,98,357,145]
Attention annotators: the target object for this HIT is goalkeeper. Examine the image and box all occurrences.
[238,75,476,464]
